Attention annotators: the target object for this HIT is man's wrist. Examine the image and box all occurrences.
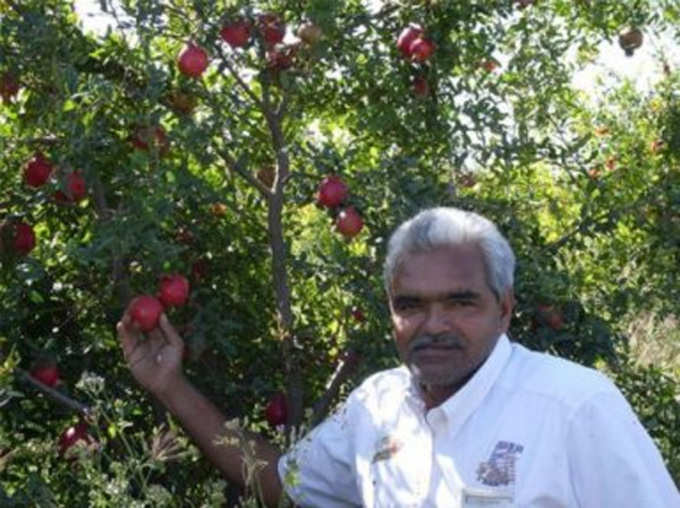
[154,373,191,410]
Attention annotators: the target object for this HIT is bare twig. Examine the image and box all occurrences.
[20,136,62,147]
[17,368,91,415]
[89,174,132,305]
[310,350,360,427]
[275,92,289,120]
[541,191,658,254]
[215,45,265,110]
[215,146,272,197]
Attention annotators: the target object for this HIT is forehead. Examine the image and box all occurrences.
[391,244,488,295]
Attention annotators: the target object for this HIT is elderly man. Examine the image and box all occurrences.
[118,207,679,507]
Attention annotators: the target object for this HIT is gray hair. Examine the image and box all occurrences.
[384,207,515,299]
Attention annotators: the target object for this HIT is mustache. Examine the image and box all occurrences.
[408,333,464,354]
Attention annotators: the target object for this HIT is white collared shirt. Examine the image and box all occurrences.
[278,334,679,507]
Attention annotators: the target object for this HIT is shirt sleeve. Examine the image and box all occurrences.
[278,398,363,508]
[566,388,680,507]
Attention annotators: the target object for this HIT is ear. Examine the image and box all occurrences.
[388,297,401,329]
[498,290,515,332]
[386,285,399,317]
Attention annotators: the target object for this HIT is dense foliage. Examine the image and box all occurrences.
[1,0,678,504]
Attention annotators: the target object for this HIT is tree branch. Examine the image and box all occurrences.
[541,191,656,254]
[214,45,265,111]
[17,368,91,415]
[252,66,304,427]
[215,146,272,197]
[88,174,132,305]
[310,350,360,427]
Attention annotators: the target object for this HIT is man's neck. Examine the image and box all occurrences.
[421,384,456,410]
[419,363,482,409]
[415,335,504,409]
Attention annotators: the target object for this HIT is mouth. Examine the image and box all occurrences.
[412,343,459,352]
[410,344,460,362]
[413,344,456,352]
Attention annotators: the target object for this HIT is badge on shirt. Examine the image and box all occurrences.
[371,435,404,463]
[476,440,524,487]
[461,487,514,507]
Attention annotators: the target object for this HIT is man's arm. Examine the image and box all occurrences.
[567,389,679,506]
[117,313,284,507]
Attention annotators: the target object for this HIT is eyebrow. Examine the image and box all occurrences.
[392,290,481,305]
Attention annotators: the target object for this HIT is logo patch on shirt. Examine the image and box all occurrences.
[476,440,524,487]
[371,435,404,463]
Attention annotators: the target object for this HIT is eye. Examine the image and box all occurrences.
[393,298,420,312]
[445,297,474,307]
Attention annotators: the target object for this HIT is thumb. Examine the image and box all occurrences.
[117,314,140,359]
[159,313,184,350]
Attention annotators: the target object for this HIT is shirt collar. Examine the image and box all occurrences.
[406,333,512,425]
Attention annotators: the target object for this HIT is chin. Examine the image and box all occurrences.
[409,363,465,388]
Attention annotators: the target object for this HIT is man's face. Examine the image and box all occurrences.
[389,244,513,391]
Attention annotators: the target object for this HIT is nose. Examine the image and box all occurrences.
[421,302,452,336]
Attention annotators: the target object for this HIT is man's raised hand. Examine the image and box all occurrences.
[117,312,185,397]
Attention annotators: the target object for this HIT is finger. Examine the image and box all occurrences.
[159,313,184,350]
[116,319,140,358]
[147,327,165,344]
[127,313,142,334]
[121,312,144,338]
